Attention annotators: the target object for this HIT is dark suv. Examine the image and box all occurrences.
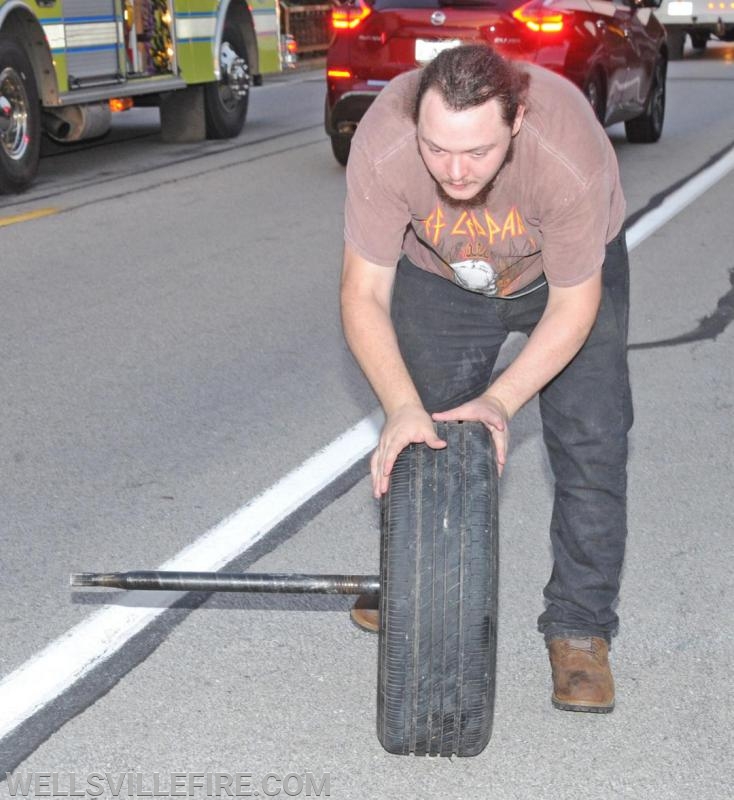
[325,0,668,164]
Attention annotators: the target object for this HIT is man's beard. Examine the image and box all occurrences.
[435,139,515,209]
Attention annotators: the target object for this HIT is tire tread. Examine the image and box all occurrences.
[377,421,498,757]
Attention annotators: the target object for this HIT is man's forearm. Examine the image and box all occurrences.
[486,287,601,418]
[341,294,423,414]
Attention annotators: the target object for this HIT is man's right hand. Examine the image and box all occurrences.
[371,404,447,498]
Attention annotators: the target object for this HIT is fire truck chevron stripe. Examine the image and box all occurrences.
[42,24,66,51]
[253,13,278,36]
[176,15,217,41]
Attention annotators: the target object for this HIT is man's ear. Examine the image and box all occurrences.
[512,105,525,137]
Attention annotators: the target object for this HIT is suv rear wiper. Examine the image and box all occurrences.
[438,0,499,7]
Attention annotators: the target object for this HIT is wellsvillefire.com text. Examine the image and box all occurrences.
[3,771,331,798]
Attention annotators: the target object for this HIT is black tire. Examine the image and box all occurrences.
[667,29,686,61]
[625,58,666,144]
[582,70,605,125]
[690,32,708,51]
[330,134,351,166]
[204,21,250,139]
[377,421,499,758]
[0,35,41,194]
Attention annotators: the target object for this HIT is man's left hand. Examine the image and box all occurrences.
[432,396,510,475]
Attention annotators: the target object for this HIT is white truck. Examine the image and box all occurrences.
[656,0,734,59]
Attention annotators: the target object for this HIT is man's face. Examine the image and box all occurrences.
[417,88,524,207]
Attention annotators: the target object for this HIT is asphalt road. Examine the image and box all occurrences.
[0,44,732,800]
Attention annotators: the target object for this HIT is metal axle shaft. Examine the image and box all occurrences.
[70,570,380,596]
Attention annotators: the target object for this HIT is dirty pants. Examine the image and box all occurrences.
[390,231,633,642]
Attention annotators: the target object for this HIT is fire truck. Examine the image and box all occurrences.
[0,0,291,193]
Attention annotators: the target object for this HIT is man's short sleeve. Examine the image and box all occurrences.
[344,140,412,268]
[540,163,620,287]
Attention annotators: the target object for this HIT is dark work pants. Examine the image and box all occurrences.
[391,231,633,643]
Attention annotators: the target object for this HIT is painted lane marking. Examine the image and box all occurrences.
[625,145,734,250]
[1,143,734,744]
[0,208,58,228]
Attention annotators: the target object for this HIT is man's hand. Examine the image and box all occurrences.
[372,404,447,497]
[432,395,510,475]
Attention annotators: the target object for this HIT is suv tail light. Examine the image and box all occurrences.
[331,0,372,30]
[512,2,565,33]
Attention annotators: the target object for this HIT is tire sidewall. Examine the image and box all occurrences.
[649,60,666,139]
[625,57,666,143]
[0,36,41,193]
[330,134,350,166]
[204,21,249,139]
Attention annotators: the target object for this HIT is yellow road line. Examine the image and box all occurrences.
[0,207,59,227]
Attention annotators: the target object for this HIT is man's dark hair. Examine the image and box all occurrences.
[413,45,530,128]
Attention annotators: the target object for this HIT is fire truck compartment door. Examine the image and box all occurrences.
[62,0,124,87]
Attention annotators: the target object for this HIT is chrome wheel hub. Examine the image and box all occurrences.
[0,67,30,160]
[219,41,249,110]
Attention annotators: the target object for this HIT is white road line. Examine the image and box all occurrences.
[625,145,734,250]
[1,145,733,745]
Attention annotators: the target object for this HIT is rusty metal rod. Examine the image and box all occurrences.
[70,570,380,595]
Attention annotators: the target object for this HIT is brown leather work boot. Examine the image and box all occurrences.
[350,594,379,633]
[548,636,615,713]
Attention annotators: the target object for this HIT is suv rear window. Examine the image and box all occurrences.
[374,0,502,8]
[374,0,438,8]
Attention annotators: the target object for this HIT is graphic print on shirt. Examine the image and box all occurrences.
[418,203,541,296]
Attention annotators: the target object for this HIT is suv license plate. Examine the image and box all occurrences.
[415,39,462,64]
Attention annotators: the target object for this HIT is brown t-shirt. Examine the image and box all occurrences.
[344,63,626,298]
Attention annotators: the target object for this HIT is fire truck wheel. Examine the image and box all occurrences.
[377,421,499,757]
[204,20,250,139]
[0,36,41,194]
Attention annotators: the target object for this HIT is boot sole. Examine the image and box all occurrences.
[552,696,614,714]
